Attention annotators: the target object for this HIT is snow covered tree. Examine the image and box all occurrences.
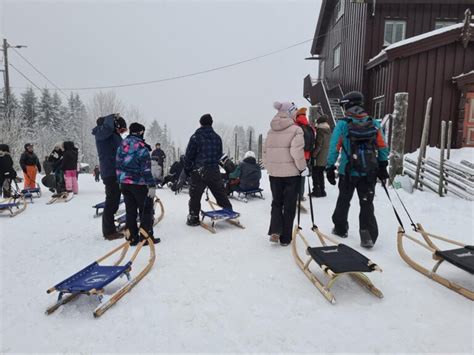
[20,88,38,132]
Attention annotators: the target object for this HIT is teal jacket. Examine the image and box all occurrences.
[327,111,389,176]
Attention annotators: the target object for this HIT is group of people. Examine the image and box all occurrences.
[263,91,389,248]
[0,141,79,198]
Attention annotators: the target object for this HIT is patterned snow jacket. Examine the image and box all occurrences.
[116,134,155,186]
[184,127,223,174]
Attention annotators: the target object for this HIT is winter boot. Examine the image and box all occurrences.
[104,231,125,241]
[269,234,280,243]
[360,230,374,249]
[186,214,200,226]
[332,227,348,238]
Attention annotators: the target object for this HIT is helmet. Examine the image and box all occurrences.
[339,91,364,110]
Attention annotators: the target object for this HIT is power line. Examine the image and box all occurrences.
[9,62,42,91]
[11,47,69,98]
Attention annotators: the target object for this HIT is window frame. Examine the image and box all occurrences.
[373,96,385,119]
[333,44,341,70]
[384,20,407,46]
[335,0,345,23]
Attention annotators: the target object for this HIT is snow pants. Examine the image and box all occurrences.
[23,165,37,189]
[268,176,300,244]
[64,170,78,194]
[332,175,379,243]
[102,176,122,237]
[312,166,326,195]
[188,166,232,217]
[120,183,154,239]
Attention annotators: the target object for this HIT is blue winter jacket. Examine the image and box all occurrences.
[184,127,223,173]
[116,135,155,186]
[92,114,122,179]
[327,110,389,176]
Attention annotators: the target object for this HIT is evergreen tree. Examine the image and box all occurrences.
[51,92,64,134]
[38,88,54,128]
[20,87,38,130]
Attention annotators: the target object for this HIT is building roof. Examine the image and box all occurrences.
[367,23,474,69]
[310,0,335,55]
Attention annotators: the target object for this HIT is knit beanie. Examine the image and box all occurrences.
[273,101,297,118]
[200,114,213,126]
[244,151,255,159]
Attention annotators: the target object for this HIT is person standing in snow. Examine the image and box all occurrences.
[93,165,101,182]
[19,143,41,190]
[92,113,127,240]
[116,123,160,245]
[62,141,79,194]
[294,107,315,200]
[311,114,331,197]
[263,101,307,246]
[182,114,233,226]
[0,144,17,198]
[151,143,166,185]
[326,91,389,248]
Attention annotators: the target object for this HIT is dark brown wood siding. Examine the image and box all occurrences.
[368,40,474,152]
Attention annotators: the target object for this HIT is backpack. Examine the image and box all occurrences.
[301,125,315,152]
[343,117,379,175]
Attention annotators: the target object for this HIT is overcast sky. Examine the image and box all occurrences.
[1,0,321,147]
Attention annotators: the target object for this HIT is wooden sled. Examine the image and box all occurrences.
[46,228,156,317]
[231,188,264,203]
[397,223,474,300]
[0,194,27,217]
[115,196,164,230]
[200,199,245,234]
[292,226,383,304]
[21,186,41,200]
[46,192,73,205]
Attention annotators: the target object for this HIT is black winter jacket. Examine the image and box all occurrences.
[239,157,261,190]
[62,141,78,171]
[184,127,223,173]
[19,151,41,173]
[0,146,17,180]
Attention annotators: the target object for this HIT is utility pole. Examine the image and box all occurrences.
[3,39,10,109]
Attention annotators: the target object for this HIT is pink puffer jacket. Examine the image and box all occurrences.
[263,112,306,177]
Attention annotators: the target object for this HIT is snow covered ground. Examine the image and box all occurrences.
[1,160,473,353]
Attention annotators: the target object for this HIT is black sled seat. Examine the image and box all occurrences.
[434,246,474,274]
[397,224,474,300]
[307,244,377,274]
[234,187,264,199]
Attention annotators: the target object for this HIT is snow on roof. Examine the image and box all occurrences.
[368,22,473,64]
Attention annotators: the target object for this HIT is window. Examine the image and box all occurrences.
[373,97,385,119]
[434,21,458,30]
[384,20,406,45]
[335,0,345,22]
[333,45,341,69]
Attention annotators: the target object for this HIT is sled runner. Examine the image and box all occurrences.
[292,177,383,304]
[21,186,41,199]
[46,228,156,317]
[200,198,245,234]
[0,180,28,217]
[46,192,73,205]
[93,198,124,217]
[114,197,164,230]
[232,187,264,203]
[381,182,473,300]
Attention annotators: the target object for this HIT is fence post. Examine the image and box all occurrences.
[439,121,446,196]
[234,133,238,161]
[446,120,452,160]
[389,92,408,180]
[257,134,263,164]
[414,97,432,189]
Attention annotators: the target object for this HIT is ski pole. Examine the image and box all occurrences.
[307,175,318,230]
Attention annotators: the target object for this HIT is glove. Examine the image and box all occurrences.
[173,171,187,193]
[377,161,389,183]
[326,166,336,185]
[147,186,156,199]
[300,167,310,177]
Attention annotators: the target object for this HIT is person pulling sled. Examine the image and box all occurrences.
[326,91,389,248]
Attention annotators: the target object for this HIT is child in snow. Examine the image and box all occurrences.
[0,144,17,198]
[19,143,41,189]
[116,122,160,246]
[227,151,261,193]
[62,141,79,194]
[263,101,306,246]
[93,165,100,182]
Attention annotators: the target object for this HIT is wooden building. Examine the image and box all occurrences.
[304,0,474,152]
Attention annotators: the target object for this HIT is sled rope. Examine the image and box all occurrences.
[381,179,417,233]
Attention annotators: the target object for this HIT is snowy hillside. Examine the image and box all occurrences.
[0,168,473,353]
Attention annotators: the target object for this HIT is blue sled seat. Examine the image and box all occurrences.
[22,187,40,194]
[202,209,240,220]
[54,261,132,294]
[236,187,263,194]
[0,202,18,209]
